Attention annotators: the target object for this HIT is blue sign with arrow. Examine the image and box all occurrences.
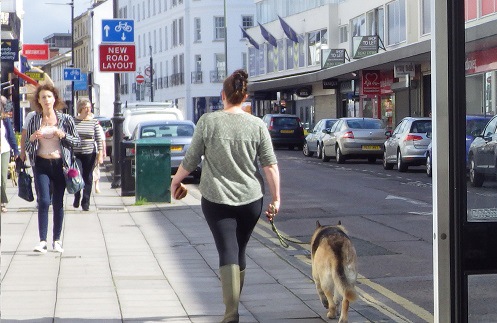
[102,19,135,43]
[73,73,88,91]
[63,68,81,81]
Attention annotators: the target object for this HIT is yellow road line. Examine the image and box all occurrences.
[255,220,434,323]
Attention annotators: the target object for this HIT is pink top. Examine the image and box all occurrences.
[37,126,61,159]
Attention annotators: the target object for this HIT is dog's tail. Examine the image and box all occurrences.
[334,245,358,302]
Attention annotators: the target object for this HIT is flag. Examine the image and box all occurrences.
[240,26,259,50]
[278,15,299,43]
[259,23,278,47]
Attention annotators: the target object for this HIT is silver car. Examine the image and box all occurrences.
[303,118,338,158]
[130,120,202,180]
[321,117,386,163]
[383,117,432,172]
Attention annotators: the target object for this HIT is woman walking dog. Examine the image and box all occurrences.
[170,69,280,322]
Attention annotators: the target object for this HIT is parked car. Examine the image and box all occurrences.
[321,117,386,163]
[123,101,184,138]
[425,115,492,177]
[261,114,305,150]
[94,116,113,159]
[303,118,338,158]
[383,117,432,172]
[129,120,202,180]
[468,114,497,187]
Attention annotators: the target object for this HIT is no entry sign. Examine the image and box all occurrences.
[136,74,145,84]
[99,44,136,72]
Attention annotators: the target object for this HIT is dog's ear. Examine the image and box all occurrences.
[316,220,321,228]
[337,220,342,226]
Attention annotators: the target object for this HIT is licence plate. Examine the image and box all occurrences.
[362,145,381,150]
[171,145,182,152]
[280,129,294,134]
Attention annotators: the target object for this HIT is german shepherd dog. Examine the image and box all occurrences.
[311,221,357,322]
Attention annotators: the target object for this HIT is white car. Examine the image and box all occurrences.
[123,101,184,138]
[303,118,338,158]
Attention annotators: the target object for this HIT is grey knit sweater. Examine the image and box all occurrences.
[181,111,277,206]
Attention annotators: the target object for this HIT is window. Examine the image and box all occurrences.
[153,30,157,53]
[242,15,254,31]
[339,25,348,43]
[133,5,136,20]
[143,33,146,56]
[172,20,178,46]
[351,14,366,37]
[179,17,184,45]
[386,0,406,45]
[194,18,201,42]
[159,28,163,52]
[137,4,140,21]
[158,0,161,13]
[214,17,225,40]
[366,7,384,40]
[153,0,156,15]
[421,0,431,35]
[142,1,145,20]
[307,29,328,66]
[286,39,294,69]
[148,0,151,17]
[195,55,202,72]
[242,52,247,71]
[138,34,141,57]
[164,26,168,50]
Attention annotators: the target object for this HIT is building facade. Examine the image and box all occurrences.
[117,0,256,121]
[245,0,497,130]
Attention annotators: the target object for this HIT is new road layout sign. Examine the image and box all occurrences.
[63,68,81,81]
[99,44,136,72]
[102,19,134,43]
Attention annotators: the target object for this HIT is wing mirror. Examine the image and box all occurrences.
[385,130,392,138]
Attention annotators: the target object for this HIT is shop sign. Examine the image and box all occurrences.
[323,78,339,89]
[340,80,354,94]
[380,70,394,94]
[22,44,49,60]
[465,47,497,74]
[361,70,381,95]
[296,87,312,97]
[321,49,346,69]
[352,36,379,59]
[394,62,415,78]
[25,71,44,81]
[1,39,19,62]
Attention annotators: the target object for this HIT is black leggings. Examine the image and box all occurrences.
[202,197,263,270]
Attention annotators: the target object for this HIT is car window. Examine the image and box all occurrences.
[346,119,383,129]
[325,120,337,128]
[140,124,194,138]
[483,117,497,137]
[410,120,432,133]
[273,117,299,127]
[313,120,322,132]
[466,119,489,136]
[392,120,406,135]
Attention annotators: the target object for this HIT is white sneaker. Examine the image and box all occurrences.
[34,241,48,253]
[53,241,64,253]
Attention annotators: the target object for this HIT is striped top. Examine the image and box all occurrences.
[73,118,103,154]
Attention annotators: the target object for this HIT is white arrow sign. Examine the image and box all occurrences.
[104,25,110,37]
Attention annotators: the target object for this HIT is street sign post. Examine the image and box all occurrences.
[63,67,81,81]
[102,19,135,43]
[99,44,136,72]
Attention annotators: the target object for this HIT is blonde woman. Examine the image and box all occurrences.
[73,100,103,211]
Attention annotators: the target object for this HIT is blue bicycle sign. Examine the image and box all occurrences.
[102,19,135,43]
[63,68,81,81]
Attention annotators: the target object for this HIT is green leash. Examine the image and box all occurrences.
[269,219,308,248]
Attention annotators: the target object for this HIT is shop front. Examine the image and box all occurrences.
[465,46,497,116]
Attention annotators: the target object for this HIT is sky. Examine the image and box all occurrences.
[22,0,93,44]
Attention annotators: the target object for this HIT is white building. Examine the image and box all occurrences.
[117,0,256,121]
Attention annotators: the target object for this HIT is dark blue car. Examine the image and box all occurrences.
[426,115,492,177]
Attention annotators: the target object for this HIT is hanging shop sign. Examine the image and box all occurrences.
[22,44,49,60]
[394,62,415,78]
[1,39,19,62]
[323,78,339,89]
[352,35,379,59]
[321,49,347,69]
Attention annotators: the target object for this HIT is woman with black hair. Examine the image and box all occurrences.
[170,69,280,323]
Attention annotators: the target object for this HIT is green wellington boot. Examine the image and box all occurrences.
[220,264,241,323]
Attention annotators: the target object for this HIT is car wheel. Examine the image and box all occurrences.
[426,153,432,177]
[367,157,376,164]
[303,142,314,157]
[317,143,322,159]
[336,146,345,164]
[469,157,484,187]
[383,150,394,170]
[322,146,331,162]
[397,150,408,172]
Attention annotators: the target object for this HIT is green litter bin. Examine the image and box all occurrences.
[135,138,171,203]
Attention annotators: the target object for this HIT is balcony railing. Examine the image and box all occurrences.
[210,70,226,83]
[191,71,203,84]
[170,73,184,86]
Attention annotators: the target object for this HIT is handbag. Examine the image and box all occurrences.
[64,157,84,194]
[18,165,34,202]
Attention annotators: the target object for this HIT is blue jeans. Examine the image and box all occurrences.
[34,157,66,242]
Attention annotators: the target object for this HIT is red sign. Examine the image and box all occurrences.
[361,70,381,95]
[22,44,49,60]
[99,44,136,72]
[136,74,145,84]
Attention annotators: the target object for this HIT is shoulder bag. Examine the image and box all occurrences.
[18,164,35,202]
[64,156,84,194]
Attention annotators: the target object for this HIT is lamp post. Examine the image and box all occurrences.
[224,0,228,78]
[149,45,154,102]
[111,0,124,188]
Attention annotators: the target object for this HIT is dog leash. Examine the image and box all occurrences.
[269,218,308,248]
